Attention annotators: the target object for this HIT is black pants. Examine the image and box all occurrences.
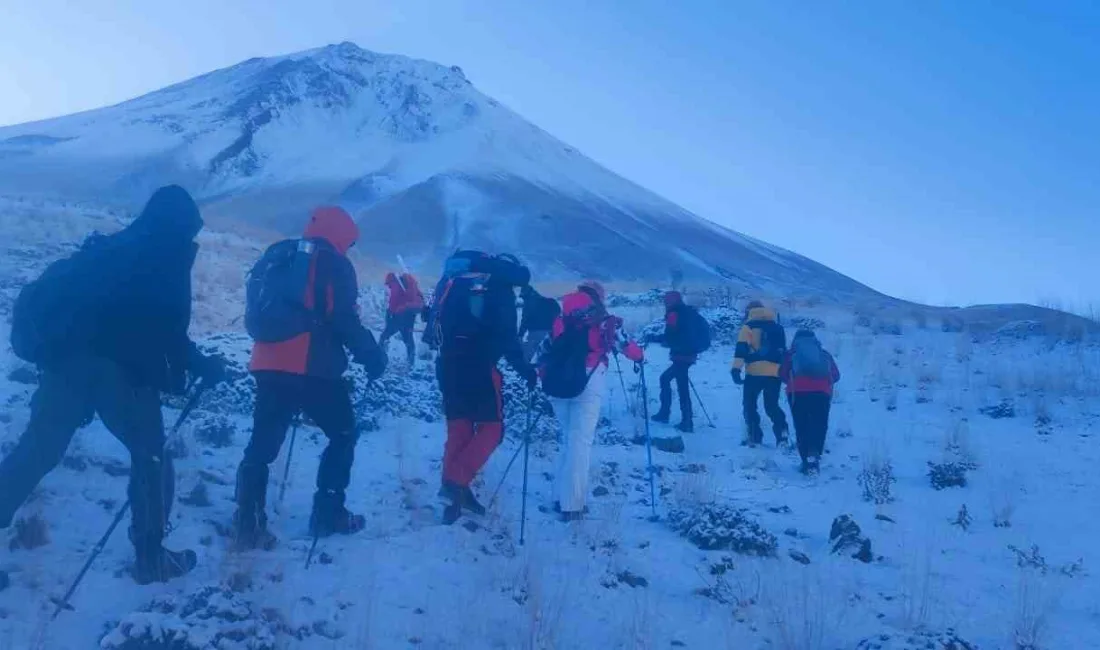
[789,393,831,461]
[380,310,417,365]
[0,355,172,548]
[743,375,788,443]
[658,361,693,424]
[237,372,358,519]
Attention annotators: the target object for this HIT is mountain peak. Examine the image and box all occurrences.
[0,43,877,295]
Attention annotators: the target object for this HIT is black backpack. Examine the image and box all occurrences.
[431,252,530,349]
[436,272,494,346]
[540,315,600,400]
[753,321,786,363]
[245,239,319,343]
[678,306,712,355]
[11,233,135,364]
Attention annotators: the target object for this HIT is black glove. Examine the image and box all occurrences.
[362,349,387,380]
[731,368,744,385]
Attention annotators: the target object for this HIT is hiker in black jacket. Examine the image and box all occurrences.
[651,291,697,434]
[0,186,227,584]
[433,252,537,524]
[519,285,561,361]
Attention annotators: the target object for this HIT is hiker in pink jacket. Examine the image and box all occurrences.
[537,280,643,521]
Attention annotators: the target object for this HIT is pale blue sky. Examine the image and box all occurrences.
[1,1,1096,309]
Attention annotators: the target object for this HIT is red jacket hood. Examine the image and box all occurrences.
[304,206,359,255]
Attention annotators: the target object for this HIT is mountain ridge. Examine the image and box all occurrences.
[0,42,895,298]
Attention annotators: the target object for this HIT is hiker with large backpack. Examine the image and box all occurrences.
[780,329,841,474]
[1,185,228,584]
[432,251,537,524]
[650,291,710,434]
[380,271,425,368]
[235,206,387,549]
[537,281,643,521]
[422,250,488,350]
[519,285,561,362]
[731,300,790,447]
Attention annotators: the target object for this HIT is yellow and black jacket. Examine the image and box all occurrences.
[731,307,786,378]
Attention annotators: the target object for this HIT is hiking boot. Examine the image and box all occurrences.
[442,502,462,525]
[651,411,670,424]
[560,511,585,523]
[309,490,366,538]
[652,436,685,454]
[133,545,197,585]
[310,508,366,538]
[232,509,277,551]
[553,501,590,515]
[675,421,694,434]
[806,456,821,475]
[774,427,790,447]
[461,486,487,516]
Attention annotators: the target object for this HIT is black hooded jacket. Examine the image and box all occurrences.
[89,186,204,390]
[519,286,561,337]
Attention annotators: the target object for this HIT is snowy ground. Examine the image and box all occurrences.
[0,202,1098,649]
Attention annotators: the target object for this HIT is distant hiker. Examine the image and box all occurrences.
[1,185,228,584]
[537,280,643,521]
[650,291,711,434]
[731,300,789,447]
[519,284,561,361]
[780,329,840,474]
[236,206,387,549]
[432,251,536,524]
[380,271,425,368]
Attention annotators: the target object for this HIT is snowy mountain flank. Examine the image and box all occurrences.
[0,42,874,295]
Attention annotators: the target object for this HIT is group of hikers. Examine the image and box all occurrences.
[0,185,840,589]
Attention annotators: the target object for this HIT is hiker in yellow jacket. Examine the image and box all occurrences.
[731,301,789,447]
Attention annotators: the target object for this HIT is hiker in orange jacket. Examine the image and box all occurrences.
[381,272,425,368]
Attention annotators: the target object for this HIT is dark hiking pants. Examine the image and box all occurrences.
[743,375,788,443]
[380,310,417,366]
[237,372,358,520]
[789,392,831,461]
[658,361,694,425]
[0,355,172,549]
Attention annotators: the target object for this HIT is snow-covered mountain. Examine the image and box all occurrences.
[0,42,875,296]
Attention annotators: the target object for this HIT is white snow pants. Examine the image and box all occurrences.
[550,366,607,514]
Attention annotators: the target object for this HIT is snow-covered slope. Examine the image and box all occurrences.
[0,42,877,294]
[1,296,1097,649]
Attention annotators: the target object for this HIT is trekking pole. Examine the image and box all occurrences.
[305,535,320,569]
[51,383,206,619]
[688,379,716,429]
[488,409,545,508]
[612,353,635,416]
[637,363,658,520]
[276,416,301,512]
[519,392,534,546]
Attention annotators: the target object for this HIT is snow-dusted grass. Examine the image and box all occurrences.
[1,208,1098,649]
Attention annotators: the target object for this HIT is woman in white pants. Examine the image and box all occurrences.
[540,281,643,521]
